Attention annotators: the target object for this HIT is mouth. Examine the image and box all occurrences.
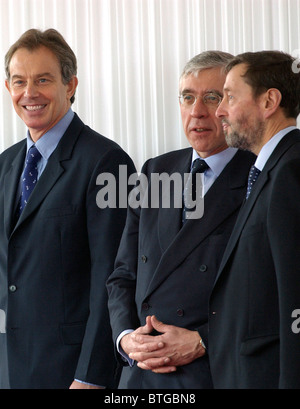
[221,120,230,130]
[191,128,211,133]
[24,104,47,111]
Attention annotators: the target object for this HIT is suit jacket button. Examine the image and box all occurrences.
[141,255,147,263]
[142,303,149,311]
[199,264,208,272]
[177,308,184,317]
[9,285,17,292]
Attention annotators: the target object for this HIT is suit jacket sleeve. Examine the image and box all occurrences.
[74,147,136,385]
[107,160,150,359]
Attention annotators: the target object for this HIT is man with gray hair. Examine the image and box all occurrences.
[107,51,255,388]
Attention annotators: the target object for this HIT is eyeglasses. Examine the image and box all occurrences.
[178,92,222,108]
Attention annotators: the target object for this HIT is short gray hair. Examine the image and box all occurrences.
[180,50,234,84]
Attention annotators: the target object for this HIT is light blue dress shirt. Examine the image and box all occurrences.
[24,108,74,176]
[192,147,238,195]
[254,126,297,171]
[16,109,74,207]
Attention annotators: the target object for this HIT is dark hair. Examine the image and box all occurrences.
[225,51,300,119]
[5,28,77,104]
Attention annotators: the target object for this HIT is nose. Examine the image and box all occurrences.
[215,98,227,119]
[24,81,39,98]
[190,97,209,118]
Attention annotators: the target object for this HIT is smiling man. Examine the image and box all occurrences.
[6,45,78,142]
[0,28,135,389]
[106,51,255,389]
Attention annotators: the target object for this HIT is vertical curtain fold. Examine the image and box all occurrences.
[0,0,299,169]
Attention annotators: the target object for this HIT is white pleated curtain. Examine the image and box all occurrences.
[0,0,299,170]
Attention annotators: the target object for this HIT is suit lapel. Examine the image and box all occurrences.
[15,155,65,227]
[145,150,253,297]
[157,150,192,251]
[13,114,84,232]
[4,143,27,238]
[214,130,300,284]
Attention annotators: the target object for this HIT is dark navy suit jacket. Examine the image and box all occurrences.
[0,113,135,388]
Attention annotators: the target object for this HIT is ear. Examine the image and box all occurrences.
[262,88,282,119]
[66,76,78,100]
[5,79,11,93]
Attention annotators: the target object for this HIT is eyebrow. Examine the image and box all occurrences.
[180,88,223,96]
[37,72,55,79]
[11,72,55,80]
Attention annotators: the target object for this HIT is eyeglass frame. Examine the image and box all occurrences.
[178,92,223,108]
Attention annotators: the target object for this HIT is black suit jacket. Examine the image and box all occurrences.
[209,129,300,389]
[0,113,136,389]
[107,148,255,389]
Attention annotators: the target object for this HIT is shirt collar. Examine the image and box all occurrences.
[192,147,238,176]
[26,109,74,159]
[255,126,297,171]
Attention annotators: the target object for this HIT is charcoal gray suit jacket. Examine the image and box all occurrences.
[107,148,255,389]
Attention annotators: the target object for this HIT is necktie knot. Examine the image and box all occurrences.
[246,165,261,199]
[19,145,42,214]
[191,158,209,174]
[25,145,42,165]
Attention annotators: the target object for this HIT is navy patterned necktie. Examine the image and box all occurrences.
[182,158,209,224]
[19,145,42,214]
[246,165,261,200]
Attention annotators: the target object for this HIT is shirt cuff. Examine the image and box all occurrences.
[116,329,135,367]
[74,379,105,388]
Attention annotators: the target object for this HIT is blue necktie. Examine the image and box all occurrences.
[246,165,261,199]
[182,158,209,223]
[19,145,42,214]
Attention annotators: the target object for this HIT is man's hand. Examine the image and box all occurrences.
[128,315,206,374]
[120,316,164,356]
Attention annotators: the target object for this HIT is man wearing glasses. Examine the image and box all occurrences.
[107,51,255,389]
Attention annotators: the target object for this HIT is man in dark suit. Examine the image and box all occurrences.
[0,28,135,389]
[209,50,300,388]
[106,51,255,389]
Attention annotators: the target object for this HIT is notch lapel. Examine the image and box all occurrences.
[157,149,192,251]
[13,114,84,232]
[213,169,269,284]
[4,143,26,238]
[14,157,65,228]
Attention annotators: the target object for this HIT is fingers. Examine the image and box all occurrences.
[136,315,154,335]
[129,338,164,355]
[150,315,168,332]
[136,357,177,373]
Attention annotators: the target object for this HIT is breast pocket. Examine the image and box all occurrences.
[240,334,279,355]
[240,222,264,239]
[41,205,77,218]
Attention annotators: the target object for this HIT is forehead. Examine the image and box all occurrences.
[180,67,226,93]
[224,63,249,91]
[9,46,60,75]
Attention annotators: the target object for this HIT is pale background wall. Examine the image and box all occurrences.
[0,0,299,170]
